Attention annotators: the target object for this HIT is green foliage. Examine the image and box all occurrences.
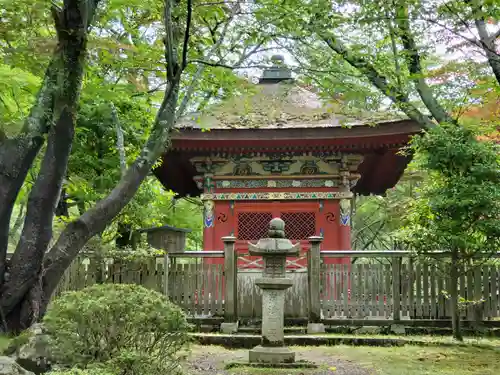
[398,125,500,256]
[43,284,191,374]
[352,172,422,251]
[0,64,41,135]
[48,369,115,375]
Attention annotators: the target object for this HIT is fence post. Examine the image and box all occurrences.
[163,253,170,299]
[221,236,238,333]
[392,256,402,321]
[307,236,325,334]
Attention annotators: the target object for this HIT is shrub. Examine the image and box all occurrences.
[43,284,191,373]
[48,369,115,375]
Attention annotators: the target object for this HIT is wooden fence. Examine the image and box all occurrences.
[54,247,500,323]
[320,262,500,320]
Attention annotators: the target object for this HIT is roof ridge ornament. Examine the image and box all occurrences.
[259,55,292,84]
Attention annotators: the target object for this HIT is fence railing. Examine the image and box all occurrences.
[53,242,500,324]
[319,253,500,321]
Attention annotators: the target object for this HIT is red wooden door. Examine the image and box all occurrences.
[234,201,319,269]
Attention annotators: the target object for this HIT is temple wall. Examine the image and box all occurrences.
[195,152,361,267]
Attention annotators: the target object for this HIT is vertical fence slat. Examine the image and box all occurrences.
[415,263,422,318]
[401,263,408,318]
[466,267,474,320]
[363,263,371,318]
[196,260,203,317]
[491,265,498,318]
[356,264,363,318]
[482,265,490,319]
[422,262,429,318]
[216,263,223,316]
[378,265,384,317]
[474,266,483,321]
[334,264,340,318]
[430,264,437,319]
[386,263,391,318]
[437,266,445,319]
[409,259,415,318]
[459,269,466,318]
[496,266,500,318]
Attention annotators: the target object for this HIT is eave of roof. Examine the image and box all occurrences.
[170,119,422,144]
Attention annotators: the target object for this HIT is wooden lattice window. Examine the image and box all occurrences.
[237,212,273,240]
[281,212,316,240]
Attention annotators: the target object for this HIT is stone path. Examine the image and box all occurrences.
[182,346,373,375]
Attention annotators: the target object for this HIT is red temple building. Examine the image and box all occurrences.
[154,56,422,268]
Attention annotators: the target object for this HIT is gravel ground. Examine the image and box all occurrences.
[182,346,373,375]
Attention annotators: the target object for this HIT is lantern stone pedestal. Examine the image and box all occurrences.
[247,218,300,364]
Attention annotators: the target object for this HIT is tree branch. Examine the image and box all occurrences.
[395,5,456,125]
[319,33,435,129]
[111,102,127,177]
[164,0,176,81]
[177,3,243,118]
[189,59,268,69]
[181,0,192,69]
[492,28,500,42]
[474,17,500,86]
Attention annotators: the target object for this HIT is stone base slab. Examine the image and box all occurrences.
[226,361,317,370]
[390,324,406,334]
[249,345,295,364]
[255,277,293,290]
[307,323,326,334]
[220,321,239,334]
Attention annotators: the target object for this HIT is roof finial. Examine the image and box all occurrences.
[271,54,285,66]
[259,54,292,84]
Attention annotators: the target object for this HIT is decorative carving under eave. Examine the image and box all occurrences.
[300,160,320,174]
[201,191,353,201]
[204,174,215,193]
[260,160,295,174]
[215,179,339,189]
[190,153,365,190]
[233,162,253,176]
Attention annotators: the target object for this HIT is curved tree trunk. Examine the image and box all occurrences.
[0,59,59,287]
[41,84,180,308]
[2,0,190,332]
[0,0,101,332]
[474,18,500,87]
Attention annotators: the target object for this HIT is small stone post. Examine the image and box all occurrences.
[307,236,325,334]
[248,218,300,364]
[221,236,238,334]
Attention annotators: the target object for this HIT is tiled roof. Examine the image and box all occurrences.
[176,82,406,130]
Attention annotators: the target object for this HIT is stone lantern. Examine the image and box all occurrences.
[248,218,300,364]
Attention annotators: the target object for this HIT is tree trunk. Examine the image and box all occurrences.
[41,84,180,305]
[2,0,187,331]
[450,251,463,341]
[395,6,457,125]
[0,57,59,285]
[474,18,500,86]
[0,0,101,332]
[4,109,77,319]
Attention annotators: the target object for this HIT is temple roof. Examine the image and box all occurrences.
[154,58,424,197]
[176,81,407,131]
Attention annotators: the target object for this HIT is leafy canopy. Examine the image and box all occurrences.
[399,125,500,255]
